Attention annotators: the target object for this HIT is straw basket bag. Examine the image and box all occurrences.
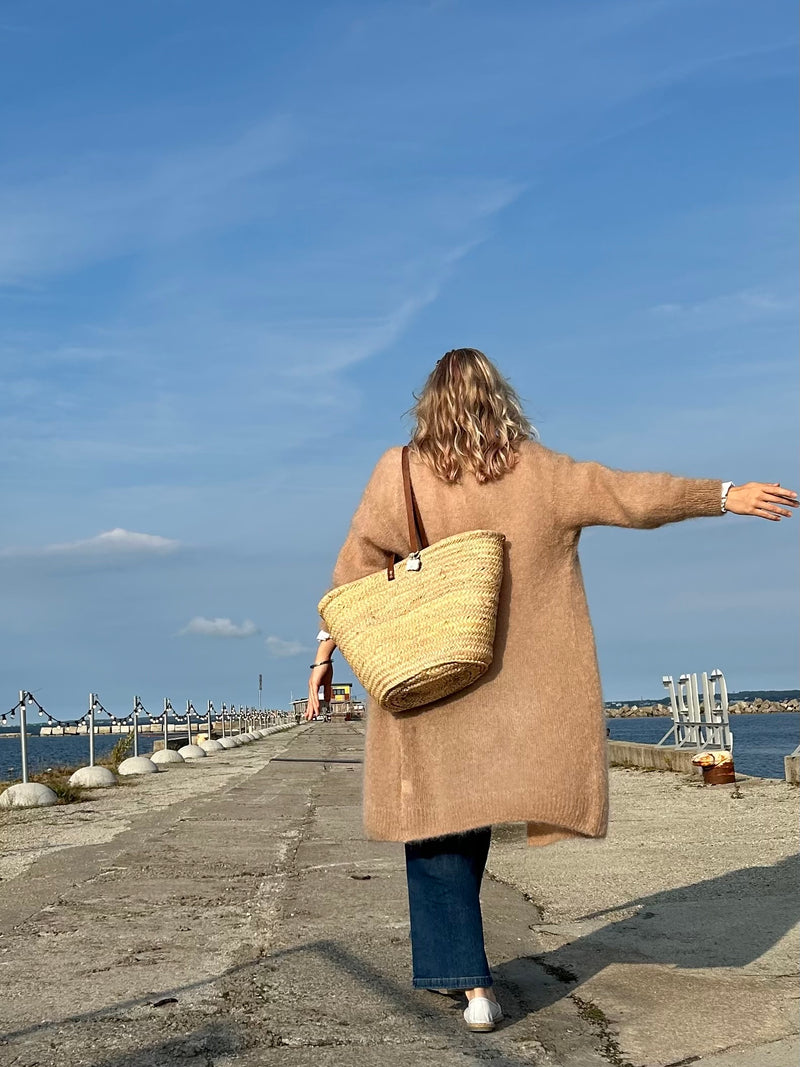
[317,445,505,712]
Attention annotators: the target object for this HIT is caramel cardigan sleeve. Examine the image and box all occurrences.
[329,448,406,589]
[549,448,725,530]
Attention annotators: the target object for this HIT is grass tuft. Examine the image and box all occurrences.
[0,764,87,804]
[99,731,135,770]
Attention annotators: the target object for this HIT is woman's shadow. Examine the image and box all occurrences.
[491,852,799,1005]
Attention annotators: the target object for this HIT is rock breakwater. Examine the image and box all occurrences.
[605,698,800,718]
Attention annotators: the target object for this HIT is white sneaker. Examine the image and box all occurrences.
[463,995,503,1032]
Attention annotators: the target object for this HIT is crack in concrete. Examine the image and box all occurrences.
[485,867,547,923]
[570,993,638,1067]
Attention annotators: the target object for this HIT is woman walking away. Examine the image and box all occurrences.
[306,348,797,1033]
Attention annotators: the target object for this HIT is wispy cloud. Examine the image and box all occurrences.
[0,116,295,285]
[179,616,259,638]
[650,287,795,326]
[265,635,308,658]
[0,528,180,558]
[0,171,525,480]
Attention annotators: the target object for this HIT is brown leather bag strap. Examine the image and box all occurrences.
[402,444,429,552]
[385,445,428,581]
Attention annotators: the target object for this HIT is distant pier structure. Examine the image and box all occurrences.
[658,669,732,751]
[293,680,365,721]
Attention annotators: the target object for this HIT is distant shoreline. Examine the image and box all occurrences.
[605,698,799,718]
[2,699,799,735]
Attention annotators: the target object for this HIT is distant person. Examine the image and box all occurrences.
[306,348,797,1033]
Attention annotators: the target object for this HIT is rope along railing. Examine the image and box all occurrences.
[1,690,293,788]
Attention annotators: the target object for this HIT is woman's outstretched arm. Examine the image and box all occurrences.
[549,449,797,530]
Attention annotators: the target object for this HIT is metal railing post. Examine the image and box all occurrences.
[88,692,96,767]
[19,691,29,784]
[132,696,139,757]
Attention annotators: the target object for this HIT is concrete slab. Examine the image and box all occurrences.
[0,724,600,1066]
[0,722,795,1067]
[686,1035,800,1066]
[486,764,799,1067]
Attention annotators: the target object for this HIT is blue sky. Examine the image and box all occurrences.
[0,0,797,719]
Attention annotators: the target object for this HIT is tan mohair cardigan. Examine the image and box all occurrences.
[324,438,725,848]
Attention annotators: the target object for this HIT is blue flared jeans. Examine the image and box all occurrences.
[404,825,494,989]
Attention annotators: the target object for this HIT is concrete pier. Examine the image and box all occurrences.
[609,738,800,785]
[608,738,703,775]
[0,723,796,1066]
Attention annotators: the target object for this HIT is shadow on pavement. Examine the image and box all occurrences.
[2,855,796,1065]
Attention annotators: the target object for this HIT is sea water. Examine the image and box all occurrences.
[0,730,166,781]
[1,712,798,782]
[607,711,799,779]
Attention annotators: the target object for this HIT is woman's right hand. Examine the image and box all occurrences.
[306,661,333,721]
[726,482,798,520]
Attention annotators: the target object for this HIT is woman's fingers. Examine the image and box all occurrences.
[727,482,797,519]
[764,485,799,503]
[307,661,334,719]
[758,499,792,518]
[759,486,797,517]
[754,500,791,519]
[305,687,318,720]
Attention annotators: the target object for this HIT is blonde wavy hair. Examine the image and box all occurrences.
[405,349,539,484]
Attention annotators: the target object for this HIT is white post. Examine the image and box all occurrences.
[709,668,733,752]
[19,691,29,784]
[658,677,676,745]
[88,692,96,767]
[132,696,139,758]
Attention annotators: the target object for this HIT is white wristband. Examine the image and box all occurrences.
[316,629,332,641]
[721,481,734,513]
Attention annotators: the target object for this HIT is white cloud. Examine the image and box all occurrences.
[265,635,307,658]
[0,527,180,557]
[179,616,259,638]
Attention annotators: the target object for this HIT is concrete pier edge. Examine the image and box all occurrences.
[607,739,799,785]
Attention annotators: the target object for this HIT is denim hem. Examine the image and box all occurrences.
[412,975,493,989]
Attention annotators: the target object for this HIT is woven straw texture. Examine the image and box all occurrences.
[317,529,505,712]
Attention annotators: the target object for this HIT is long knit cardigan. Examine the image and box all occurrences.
[324,438,725,848]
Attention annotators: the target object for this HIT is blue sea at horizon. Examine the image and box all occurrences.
[0,712,797,782]
[0,729,181,782]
